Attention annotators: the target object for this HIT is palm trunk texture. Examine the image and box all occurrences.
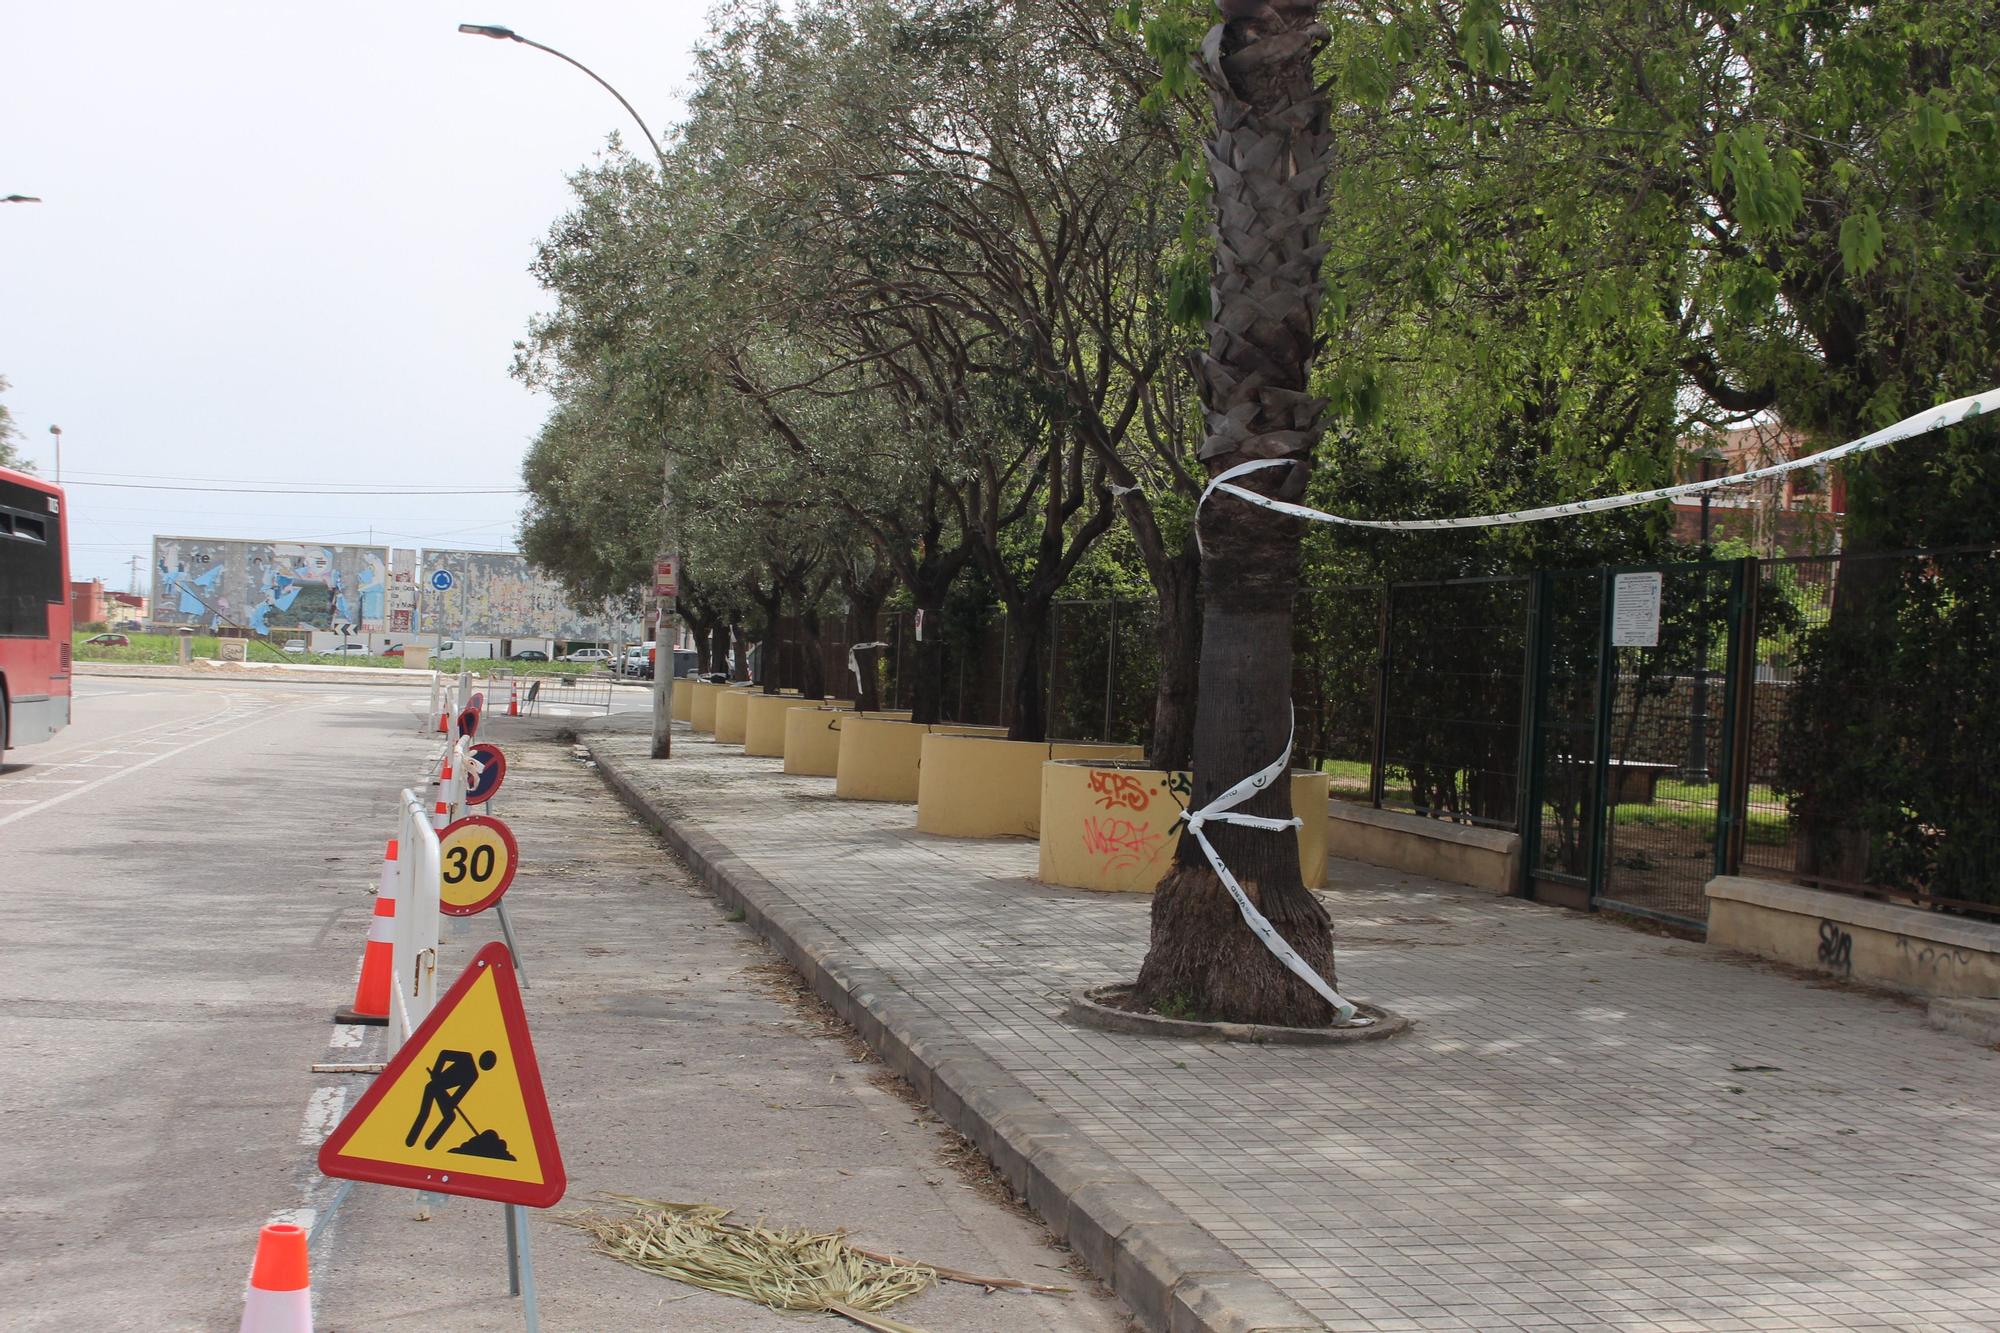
[1134,0,1339,1027]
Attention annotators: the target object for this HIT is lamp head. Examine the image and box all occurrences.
[457,23,519,39]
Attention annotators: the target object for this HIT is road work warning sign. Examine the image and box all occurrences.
[318,943,564,1207]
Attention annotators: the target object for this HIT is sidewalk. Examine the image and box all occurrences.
[586,717,2000,1333]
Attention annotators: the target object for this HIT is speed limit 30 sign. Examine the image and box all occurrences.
[436,814,520,916]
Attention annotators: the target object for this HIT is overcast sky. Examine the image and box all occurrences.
[1,2,711,587]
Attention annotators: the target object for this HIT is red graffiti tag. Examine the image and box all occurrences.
[1081,816,1164,872]
[1087,769,1151,812]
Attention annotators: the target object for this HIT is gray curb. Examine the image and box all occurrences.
[584,727,1325,1333]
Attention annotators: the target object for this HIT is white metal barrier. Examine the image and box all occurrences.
[391,787,442,1045]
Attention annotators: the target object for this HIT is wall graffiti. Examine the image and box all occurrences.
[1817,920,1854,975]
[153,537,387,632]
[1081,815,1164,872]
[416,548,635,641]
[1087,770,1151,812]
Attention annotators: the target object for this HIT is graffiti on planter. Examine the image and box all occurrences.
[1087,770,1151,813]
[1817,920,1854,975]
[1081,816,1164,872]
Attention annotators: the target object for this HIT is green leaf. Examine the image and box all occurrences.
[1838,207,1885,277]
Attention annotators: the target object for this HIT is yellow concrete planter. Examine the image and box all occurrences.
[745,694,847,757]
[782,707,909,776]
[670,677,695,722]
[833,717,1010,803]
[1038,762,1330,893]
[713,686,759,744]
[687,680,729,733]
[916,735,1146,839]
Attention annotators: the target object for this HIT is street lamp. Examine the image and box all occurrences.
[47,424,61,483]
[457,21,679,758]
[456,23,669,169]
[3,195,43,204]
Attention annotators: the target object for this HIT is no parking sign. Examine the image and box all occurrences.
[466,742,506,805]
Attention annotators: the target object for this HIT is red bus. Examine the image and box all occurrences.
[0,465,71,754]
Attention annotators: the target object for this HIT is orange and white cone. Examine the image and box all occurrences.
[507,680,520,716]
[333,840,397,1026]
[238,1222,312,1333]
[432,759,453,830]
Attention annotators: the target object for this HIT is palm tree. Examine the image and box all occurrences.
[1133,0,1340,1026]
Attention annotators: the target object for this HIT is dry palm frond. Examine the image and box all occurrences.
[564,1195,938,1331]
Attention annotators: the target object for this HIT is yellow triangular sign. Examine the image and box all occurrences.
[318,943,564,1207]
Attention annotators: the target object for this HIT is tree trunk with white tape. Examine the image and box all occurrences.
[1135,0,1339,1027]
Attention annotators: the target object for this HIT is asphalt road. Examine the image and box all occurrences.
[0,678,1127,1331]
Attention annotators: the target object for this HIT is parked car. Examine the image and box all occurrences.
[381,644,405,658]
[511,649,550,662]
[281,639,307,654]
[116,619,145,631]
[620,643,656,678]
[83,632,130,647]
[561,648,611,663]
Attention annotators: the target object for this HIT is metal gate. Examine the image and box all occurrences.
[1523,561,1746,931]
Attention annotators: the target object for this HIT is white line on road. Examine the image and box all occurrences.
[299,1087,347,1146]
[0,704,309,829]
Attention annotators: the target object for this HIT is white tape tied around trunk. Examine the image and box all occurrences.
[1182,385,1993,1028]
[1177,711,1368,1027]
[847,641,888,694]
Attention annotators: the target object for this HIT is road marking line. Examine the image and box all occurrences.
[299,1086,346,1146]
[0,705,301,829]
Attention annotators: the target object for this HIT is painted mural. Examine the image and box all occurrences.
[152,537,389,632]
[416,548,635,641]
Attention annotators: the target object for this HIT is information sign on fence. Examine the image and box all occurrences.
[1611,572,1664,648]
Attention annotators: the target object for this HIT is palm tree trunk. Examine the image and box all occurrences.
[1134,0,1339,1027]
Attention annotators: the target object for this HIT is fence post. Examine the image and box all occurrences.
[1718,557,1760,877]
[1103,599,1118,742]
[1513,572,1547,893]
[1583,571,1618,905]
[1368,583,1392,809]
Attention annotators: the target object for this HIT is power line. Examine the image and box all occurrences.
[61,480,524,496]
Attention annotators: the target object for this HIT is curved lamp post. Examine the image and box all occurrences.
[457,21,679,758]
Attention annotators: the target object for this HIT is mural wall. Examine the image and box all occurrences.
[152,537,389,632]
[416,548,635,641]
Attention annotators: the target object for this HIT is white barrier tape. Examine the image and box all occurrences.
[1175,712,1369,1027]
[1199,386,1995,539]
[847,641,888,694]
[1109,481,1141,496]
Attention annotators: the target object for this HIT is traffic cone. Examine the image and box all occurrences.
[436,708,449,734]
[432,760,453,830]
[507,680,520,717]
[238,1222,312,1333]
[333,840,397,1026]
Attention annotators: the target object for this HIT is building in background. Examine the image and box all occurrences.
[416,547,635,643]
[146,535,636,645]
[1673,422,1845,556]
[151,536,390,633]
[70,579,109,625]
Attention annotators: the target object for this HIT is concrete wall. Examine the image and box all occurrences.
[1706,876,2000,999]
[1325,802,1520,894]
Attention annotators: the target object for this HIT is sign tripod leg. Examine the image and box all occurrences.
[495,899,529,989]
[504,1202,520,1296]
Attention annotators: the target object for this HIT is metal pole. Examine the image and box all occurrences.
[495,898,529,989]
[512,1204,542,1332]
[1102,599,1118,741]
[505,1204,521,1297]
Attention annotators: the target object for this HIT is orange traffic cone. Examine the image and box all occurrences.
[507,680,520,717]
[238,1222,312,1333]
[333,840,397,1026]
[432,760,453,830]
[436,708,449,734]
